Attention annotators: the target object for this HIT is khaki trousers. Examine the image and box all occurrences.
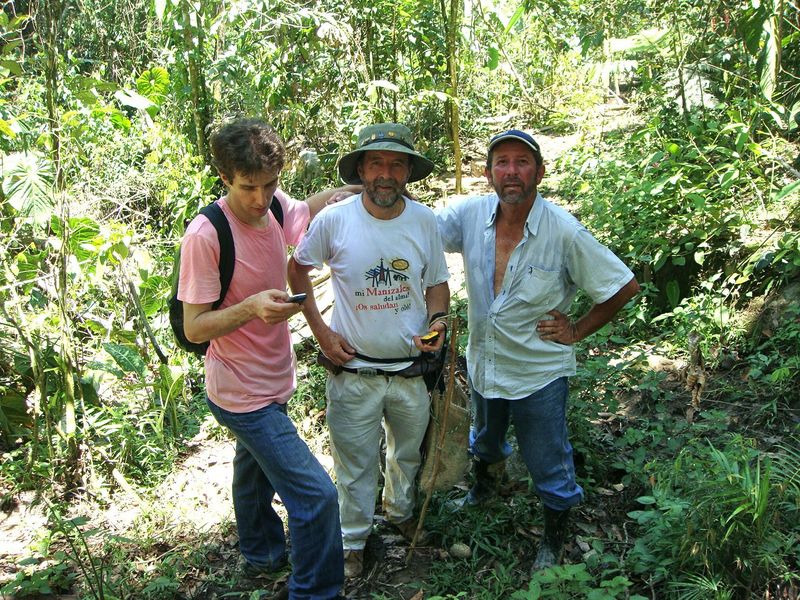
[326,372,430,550]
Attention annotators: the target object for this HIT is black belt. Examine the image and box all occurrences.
[316,351,421,378]
[339,365,406,377]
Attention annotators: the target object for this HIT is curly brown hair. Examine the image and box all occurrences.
[210,118,285,182]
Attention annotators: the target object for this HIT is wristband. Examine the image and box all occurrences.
[428,311,449,329]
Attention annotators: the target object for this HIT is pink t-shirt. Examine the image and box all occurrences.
[178,190,310,413]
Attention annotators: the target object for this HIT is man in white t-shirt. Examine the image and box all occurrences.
[179,118,358,600]
[288,123,450,579]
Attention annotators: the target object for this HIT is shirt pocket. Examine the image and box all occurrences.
[515,266,560,314]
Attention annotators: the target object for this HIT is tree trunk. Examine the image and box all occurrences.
[181,0,209,162]
[42,0,82,492]
[441,0,463,193]
[42,0,64,191]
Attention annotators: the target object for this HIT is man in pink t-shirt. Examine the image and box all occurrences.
[178,119,357,600]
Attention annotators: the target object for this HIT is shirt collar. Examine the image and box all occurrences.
[484,192,545,236]
[526,192,545,236]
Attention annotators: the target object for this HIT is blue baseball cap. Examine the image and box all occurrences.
[487,129,541,159]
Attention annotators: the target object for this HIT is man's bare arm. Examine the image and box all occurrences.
[304,185,362,219]
[287,257,356,364]
[183,290,302,344]
[537,276,640,345]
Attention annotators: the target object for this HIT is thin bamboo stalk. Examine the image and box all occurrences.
[406,315,459,564]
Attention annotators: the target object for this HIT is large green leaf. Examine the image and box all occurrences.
[103,343,146,378]
[665,280,681,308]
[759,6,779,101]
[136,67,170,105]
[772,180,800,203]
[504,4,525,33]
[0,152,55,224]
[50,217,101,262]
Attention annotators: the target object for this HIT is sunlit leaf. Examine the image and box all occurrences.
[109,110,131,131]
[771,180,800,203]
[154,0,167,20]
[0,152,55,224]
[412,89,450,103]
[719,168,740,191]
[114,89,155,111]
[51,217,101,262]
[504,4,525,33]
[0,117,15,138]
[758,5,779,101]
[367,79,400,93]
[136,66,170,104]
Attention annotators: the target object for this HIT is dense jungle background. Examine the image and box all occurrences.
[0,0,799,598]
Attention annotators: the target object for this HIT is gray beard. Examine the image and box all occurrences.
[365,179,405,207]
[371,191,403,207]
[494,181,536,205]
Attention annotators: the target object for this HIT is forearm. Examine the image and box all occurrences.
[573,276,640,342]
[425,281,450,322]
[305,185,362,219]
[287,257,329,338]
[184,297,256,343]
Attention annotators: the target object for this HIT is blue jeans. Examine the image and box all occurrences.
[469,377,583,511]
[206,399,343,600]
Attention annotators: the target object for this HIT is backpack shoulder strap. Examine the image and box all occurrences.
[270,196,284,228]
[199,202,235,309]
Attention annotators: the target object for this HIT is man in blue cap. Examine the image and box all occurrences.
[437,129,639,571]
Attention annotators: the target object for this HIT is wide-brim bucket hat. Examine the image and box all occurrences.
[338,123,435,184]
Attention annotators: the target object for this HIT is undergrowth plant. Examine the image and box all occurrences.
[627,434,800,597]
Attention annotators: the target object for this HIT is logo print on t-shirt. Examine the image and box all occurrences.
[365,257,410,288]
[354,257,413,314]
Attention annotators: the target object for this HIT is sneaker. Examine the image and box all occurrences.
[390,517,430,545]
[344,549,364,578]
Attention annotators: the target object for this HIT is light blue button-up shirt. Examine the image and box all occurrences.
[437,192,634,399]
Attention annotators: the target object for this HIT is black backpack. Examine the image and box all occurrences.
[169,199,284,356]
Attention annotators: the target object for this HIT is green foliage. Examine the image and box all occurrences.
[744,302,800,405]
[2,509,125,600]
[627,434,800,595]
[0,1,797,598]
[512,563,645,599]
[0,553,75,597]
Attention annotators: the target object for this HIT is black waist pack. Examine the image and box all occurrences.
[316,348,446,392]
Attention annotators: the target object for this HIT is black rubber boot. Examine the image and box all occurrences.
[458,458,497,508]
[532,506,570,571]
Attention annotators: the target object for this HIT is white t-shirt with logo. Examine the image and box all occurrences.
[293,194,450,370]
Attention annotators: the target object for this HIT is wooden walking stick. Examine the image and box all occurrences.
[406,315,460,564]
